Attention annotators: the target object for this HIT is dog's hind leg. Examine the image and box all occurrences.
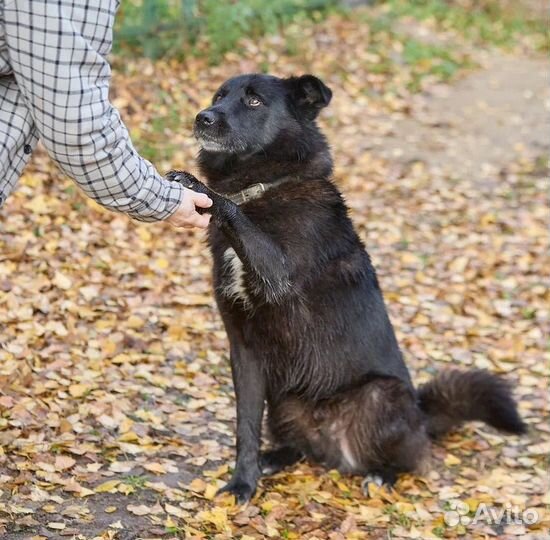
[264,398,319,475]
[311,376,430,487]
[265,376,430,488]
[346,378,429,495]
[361,468,398,497]
[260,446,304,475]
[361,422,428,497]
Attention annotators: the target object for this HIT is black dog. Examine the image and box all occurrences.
[167,73,526,504]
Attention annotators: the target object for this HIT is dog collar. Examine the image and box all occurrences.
[227,176,295,205]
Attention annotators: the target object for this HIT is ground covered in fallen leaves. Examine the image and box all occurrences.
[0,4,548,540]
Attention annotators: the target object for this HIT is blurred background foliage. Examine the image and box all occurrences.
[114,0,548,61]
[111,0,547,165]
[114,0,338,61]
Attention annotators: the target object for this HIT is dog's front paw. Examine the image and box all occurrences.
[166,170,209,195]
[217,477,257,505]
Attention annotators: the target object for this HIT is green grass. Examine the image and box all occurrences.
[123,474,148,489]
[384,504,413,528]
[114,0,339,61]
[115,0,547,62]
[354,8,474,93]
[402,39,471,91]
[381,0,548,50]
[355,0,546,94]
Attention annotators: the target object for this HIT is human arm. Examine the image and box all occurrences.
[3,0,209,224]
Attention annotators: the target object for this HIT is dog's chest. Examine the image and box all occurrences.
[217,247,252,307]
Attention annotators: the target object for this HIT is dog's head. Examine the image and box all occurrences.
[193,73,332,155]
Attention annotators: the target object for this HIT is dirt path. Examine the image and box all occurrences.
[369,53,549,176]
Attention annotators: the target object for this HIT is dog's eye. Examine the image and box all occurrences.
[248,96,262,107]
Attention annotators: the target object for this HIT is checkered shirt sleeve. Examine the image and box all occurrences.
[0,0,184,221]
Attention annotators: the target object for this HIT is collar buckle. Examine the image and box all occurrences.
[242,183,265,202]
[227,176,295,205]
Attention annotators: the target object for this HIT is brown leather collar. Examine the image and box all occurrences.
[227,176,295,205]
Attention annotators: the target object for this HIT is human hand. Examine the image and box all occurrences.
[165,187,212,229]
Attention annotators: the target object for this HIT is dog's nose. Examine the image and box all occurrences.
[196,110,217,126]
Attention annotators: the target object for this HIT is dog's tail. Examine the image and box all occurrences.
[417,369,526,439]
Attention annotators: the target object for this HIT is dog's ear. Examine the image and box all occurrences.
[286,75,332,120]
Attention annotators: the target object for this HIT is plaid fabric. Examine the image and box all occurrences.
[0,0,184,221]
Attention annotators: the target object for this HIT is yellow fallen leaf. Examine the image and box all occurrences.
[118,484,135,496]
[46,320,68,337]
[110,461,134,473]
[165,516,177,529]
[143,462,166,475]
[137,227,152,242]
[96,319,114,330]
[527,441,550,455]
[78,487,95,497]
[95,480,120,493]
[463,498,482,512]
[105,506,117,513]
[480,212,497,225]
[394,501,416,514]
[79,285,99,301]
[112,353,131,364]
[204,483,218,500]
[187,478,207,493]
[358,506,384,521]
[118,431,139,442]
[165,503,187,518]
[11,506,34,514]
[118,417,134,434]
[47,522,66,530]
[54,455,76,470]
[53,271,72,290]
[155,258,169,270]
[261,500,276,512]
[126,315,145,329]
[0,395,14,408]
[449,256,469,273]
[336,481,350,492]
[102,340,119,356]
[59,418,73,433]
[36,462,56,473]
[204,464,229,479]
[68,383,91,398]
[196,507,230,533]
[127,504,151,516]
[25,194,54,214]
[266,524,279,537]
[444,453,461,466]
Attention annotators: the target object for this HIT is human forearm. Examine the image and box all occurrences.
[3,0,186,222]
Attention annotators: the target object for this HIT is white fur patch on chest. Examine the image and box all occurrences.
[220,248,251,307]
